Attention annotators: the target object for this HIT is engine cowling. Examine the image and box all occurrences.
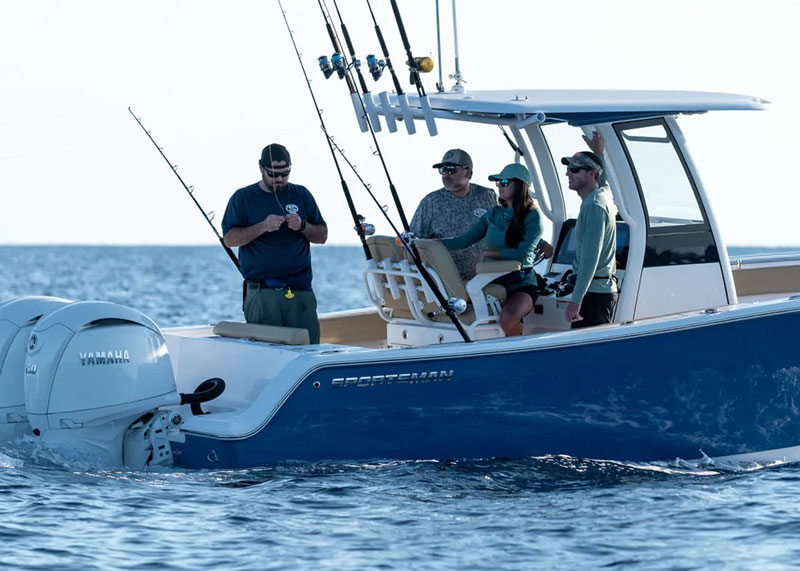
[0,296,72,441]
[25,301,181,465]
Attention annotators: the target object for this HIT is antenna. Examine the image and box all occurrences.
[449,0,466,92]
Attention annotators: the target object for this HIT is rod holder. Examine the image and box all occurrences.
[377,91,398,132]
[419,96,438,136]
[350,92,369,132]
[397,93,416,135]
[363,92,382,132]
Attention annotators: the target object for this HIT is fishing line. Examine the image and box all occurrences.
[277,0,372,260]
[387,0,438,135]
[128,107,241,273]
[285,2,471,341]
[364,0,416,134]
[323,0,411,233]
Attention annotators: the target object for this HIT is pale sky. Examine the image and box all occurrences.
[1,0,798,247]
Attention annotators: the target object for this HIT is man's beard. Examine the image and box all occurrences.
[266,180,288,192]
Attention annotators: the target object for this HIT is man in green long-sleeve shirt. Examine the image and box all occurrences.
[560,150,618,328]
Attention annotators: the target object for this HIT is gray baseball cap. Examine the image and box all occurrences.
[432,148,473,169]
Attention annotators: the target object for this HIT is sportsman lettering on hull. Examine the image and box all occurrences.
[330,370,454,388]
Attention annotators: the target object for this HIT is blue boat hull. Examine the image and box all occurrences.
[174,309,800,468]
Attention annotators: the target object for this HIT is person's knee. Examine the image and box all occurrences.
[500,311,522,336]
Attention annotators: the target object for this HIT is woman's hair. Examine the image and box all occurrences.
[500,179,536,248]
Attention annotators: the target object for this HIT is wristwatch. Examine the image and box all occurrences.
[299,219,307,232]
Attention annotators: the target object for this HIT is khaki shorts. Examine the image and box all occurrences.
[244,287,320,344]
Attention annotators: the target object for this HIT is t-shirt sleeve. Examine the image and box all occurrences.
[221,191,244,236]
[301,186,326,227]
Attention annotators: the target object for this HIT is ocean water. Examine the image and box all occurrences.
[2,245,800,569]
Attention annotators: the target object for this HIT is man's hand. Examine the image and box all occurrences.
[285,213,304,232]
[263,214,285,232]
[536,239,554,260]
[582,130,605,155]
[565,301,583,324]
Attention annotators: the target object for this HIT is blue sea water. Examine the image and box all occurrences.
[2,245,800,569]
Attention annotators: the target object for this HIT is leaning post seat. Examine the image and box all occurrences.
[412,240,520,328]
[364,235,417,320]
[362,236,522,338]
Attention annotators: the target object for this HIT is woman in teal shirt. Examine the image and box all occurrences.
[442,163,543,336]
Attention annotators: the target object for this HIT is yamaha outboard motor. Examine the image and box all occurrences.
[25,301,184,467]
[0,296,72,441]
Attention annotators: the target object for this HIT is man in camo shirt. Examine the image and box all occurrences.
[410,149,497,280]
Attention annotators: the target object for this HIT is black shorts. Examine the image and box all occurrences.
[508,284,538,304]
[571,292,618,329]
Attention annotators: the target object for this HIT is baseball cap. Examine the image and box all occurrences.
[432,148,473,169]
[560,151,603,173]
[260,144,291,167]
[488,163,531,186]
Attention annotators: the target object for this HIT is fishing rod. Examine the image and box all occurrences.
[277,0,372,261]
[324,0,412,233]
[314,1,369,133]
[364,0,416,134]
[319,1,384,132]
[325,135,472,343]
[323,1,469,341]
[281,2,471,342]
[128,107,241,273]
[388,0,438,135]
[323,2,386,132]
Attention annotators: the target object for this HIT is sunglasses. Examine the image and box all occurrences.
[438,165,463,175]
[567,167,590,173]
[497,179,515,188]
[264,168,291,178]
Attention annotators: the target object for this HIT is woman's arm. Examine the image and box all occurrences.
[441,213,489,251]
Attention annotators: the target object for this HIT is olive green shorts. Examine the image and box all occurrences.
[243,287,320,344]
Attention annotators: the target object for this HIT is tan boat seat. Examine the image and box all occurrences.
[407,239,517,325]
[213,321,310,345]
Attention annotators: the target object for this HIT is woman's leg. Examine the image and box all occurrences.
[499,291,534,336]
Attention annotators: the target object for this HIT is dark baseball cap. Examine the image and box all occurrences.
[432,148,473,169]
[260,144,291,167]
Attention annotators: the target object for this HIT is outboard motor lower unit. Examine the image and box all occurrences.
[25,301,183,466]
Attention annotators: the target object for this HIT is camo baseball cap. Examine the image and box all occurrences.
[488,163,531,186]
[561,151,603,174]
[432,148,473,169]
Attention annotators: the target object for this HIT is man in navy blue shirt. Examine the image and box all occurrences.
[222,144,328,343]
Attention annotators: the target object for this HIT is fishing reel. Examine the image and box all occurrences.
[396,231,415,248]
[318,53,347,80]
[446,297,468,315]
[406,56,433,85]
[366,54,386,81]
[356,215,376,237]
